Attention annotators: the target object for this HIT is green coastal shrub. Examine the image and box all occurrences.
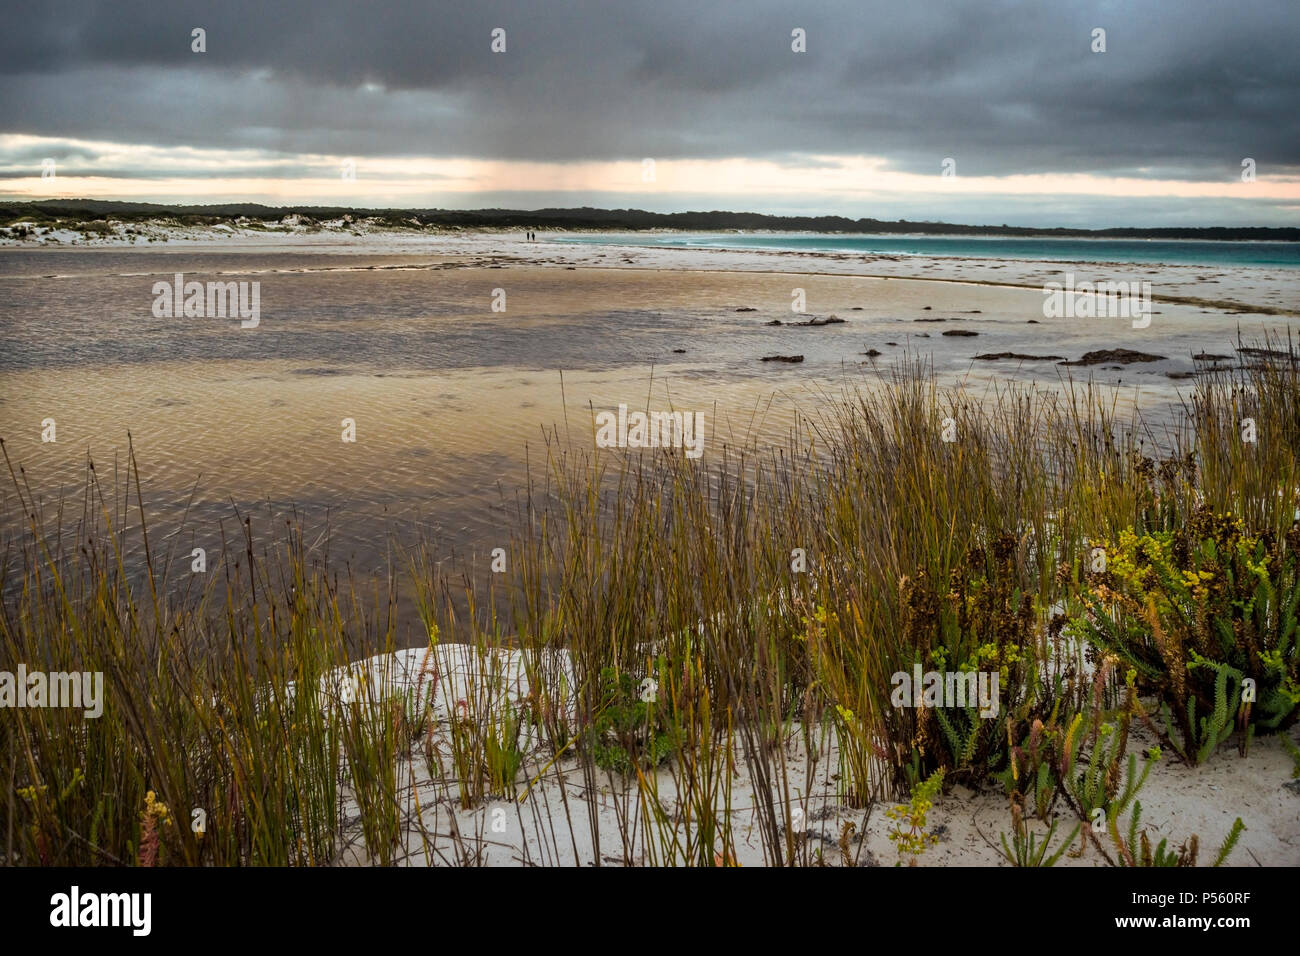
[582,666,675,774]
[892,535,1042,787]
[1071,509,1300,762]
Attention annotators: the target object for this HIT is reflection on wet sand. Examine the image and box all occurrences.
[0,255,1286,593]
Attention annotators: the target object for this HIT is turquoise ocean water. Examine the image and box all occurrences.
[554,233,1300,268]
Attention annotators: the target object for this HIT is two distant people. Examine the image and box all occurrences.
[525,230,538,241]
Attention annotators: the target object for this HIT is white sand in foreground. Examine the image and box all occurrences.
[324,646,1300,866]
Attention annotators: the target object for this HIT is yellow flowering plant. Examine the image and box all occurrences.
[1072,508,1300,763]
[885,768,945,865]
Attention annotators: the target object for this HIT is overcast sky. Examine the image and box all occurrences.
[2,0,1297,227]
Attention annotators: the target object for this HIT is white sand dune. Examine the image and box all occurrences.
[317,643,1300,867]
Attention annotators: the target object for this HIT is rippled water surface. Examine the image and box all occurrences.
[0,247,1289,615]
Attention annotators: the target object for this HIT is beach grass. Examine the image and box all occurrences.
[2,345,1297,866]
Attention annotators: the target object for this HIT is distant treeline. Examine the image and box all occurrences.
[4,199,1297,241]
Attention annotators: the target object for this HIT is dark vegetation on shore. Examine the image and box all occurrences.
[3,199,1298,241]
[2,346,1298,866]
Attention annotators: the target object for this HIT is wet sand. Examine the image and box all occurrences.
[1,240,1294,596]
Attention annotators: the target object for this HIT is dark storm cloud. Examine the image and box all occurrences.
[0,164,450,180]
[0,0,1296,177]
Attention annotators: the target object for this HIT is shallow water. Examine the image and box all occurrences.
[0,247,1287,611]
[557,233,1300,269]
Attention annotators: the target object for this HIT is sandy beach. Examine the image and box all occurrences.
[3,226,1295,571]
[2,227,1298,868]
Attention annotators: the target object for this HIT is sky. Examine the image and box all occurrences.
[1,0,1298,228]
